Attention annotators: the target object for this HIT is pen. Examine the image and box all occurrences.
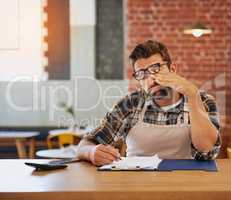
[115,156,122,161]
[96,136,121,160]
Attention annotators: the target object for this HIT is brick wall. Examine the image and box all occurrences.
[125,0,231,157]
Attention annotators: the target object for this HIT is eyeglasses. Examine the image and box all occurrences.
[133,62,168,81]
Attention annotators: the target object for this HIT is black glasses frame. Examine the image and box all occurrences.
[133,62,168,80]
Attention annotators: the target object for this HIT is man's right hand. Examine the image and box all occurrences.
[89,144,121,166]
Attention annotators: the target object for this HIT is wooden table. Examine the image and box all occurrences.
[0,159,231,200]
[0,131,39,159]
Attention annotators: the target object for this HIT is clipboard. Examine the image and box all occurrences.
[98,159,218,172]
[157,159,218,171]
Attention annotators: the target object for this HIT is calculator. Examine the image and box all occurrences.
[25,162,68,171]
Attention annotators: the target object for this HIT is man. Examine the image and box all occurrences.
[76,40,221,166]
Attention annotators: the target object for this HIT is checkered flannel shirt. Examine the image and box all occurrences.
[84,90,221,160]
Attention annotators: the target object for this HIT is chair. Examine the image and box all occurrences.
[227,147,231,159]
[47,131,81,149]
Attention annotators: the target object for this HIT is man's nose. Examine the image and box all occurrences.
[144,75,155,87]
[146,74,155,83]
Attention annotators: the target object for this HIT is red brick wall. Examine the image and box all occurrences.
[125,0,231,157]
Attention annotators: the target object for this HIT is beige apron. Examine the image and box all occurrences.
[126,102,192,159]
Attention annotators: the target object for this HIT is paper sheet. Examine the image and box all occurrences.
[99,155,162,170]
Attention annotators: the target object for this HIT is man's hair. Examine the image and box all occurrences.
[129,40,172,68]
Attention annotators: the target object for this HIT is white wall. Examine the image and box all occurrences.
[70,0,96,26]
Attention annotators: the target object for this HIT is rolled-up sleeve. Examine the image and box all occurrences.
[191,92,222,160]
[83,95,133,145]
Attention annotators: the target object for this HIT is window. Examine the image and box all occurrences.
[0,0,45,81]
[0,0,70,81]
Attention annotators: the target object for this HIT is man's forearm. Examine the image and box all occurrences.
[76,139,96,161]
[188,92,218,152]
[76,139,121,166]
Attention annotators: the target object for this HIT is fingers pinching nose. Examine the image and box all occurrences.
[150,74,157,80]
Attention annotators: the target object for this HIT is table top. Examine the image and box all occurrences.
[49,127,93,138]
[0,159,231,200]
[0,131,39,138]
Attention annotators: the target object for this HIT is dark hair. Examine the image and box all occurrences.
[129,40,172,68]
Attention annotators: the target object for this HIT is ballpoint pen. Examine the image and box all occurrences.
[96,136,121,160]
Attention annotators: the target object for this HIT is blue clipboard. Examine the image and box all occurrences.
[157,159,218,171]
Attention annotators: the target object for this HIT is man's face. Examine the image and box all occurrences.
[134,54,171,98]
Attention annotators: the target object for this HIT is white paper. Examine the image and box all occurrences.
[99,155,162,170]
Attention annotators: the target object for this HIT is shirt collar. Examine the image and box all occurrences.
[142,93,187,113]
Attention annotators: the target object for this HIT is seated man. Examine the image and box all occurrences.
[76,40,221,166]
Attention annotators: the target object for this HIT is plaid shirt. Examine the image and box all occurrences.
[85,90,221,160]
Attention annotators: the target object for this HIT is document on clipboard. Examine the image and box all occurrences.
[98,155,162,171]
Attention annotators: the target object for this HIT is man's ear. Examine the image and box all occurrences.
[170,63,177,73]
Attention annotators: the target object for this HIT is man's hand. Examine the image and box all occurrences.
[153,71,198,99]
[89,144,121,166]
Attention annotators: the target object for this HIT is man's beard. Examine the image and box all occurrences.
[147,84,173,100]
